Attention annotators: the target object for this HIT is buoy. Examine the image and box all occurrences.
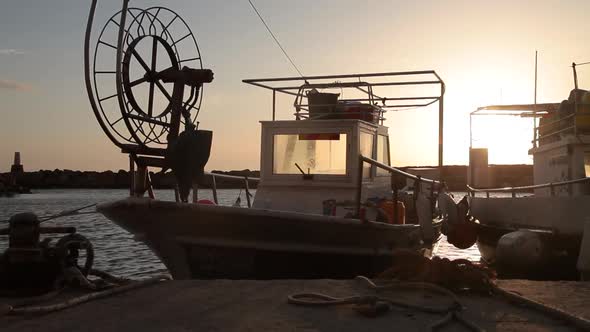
[446,196,478,249]
[496,230,545,271]
[447,218,478,249]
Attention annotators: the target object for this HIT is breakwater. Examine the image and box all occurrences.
[2,165,532,190]
[2,169,260,189]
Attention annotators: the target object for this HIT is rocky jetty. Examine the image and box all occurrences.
[1,169,260,190]
[1,165,531,191]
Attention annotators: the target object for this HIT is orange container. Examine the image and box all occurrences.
[379,200,405,224]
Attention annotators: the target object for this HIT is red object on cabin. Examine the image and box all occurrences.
[342,104,375,122]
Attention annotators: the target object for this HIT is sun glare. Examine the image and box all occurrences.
[470,115,534,165]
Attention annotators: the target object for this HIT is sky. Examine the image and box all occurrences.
[1,0,590,172]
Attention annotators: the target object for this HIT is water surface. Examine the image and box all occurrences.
[0,189,480,278]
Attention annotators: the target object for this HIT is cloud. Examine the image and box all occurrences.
[0,49,25,56]
[0,79,32,91]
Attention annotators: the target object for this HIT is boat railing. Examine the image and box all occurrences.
[533,112,578,145]
[203,172,260,208]
[355,155,442,219]
[467,176,590,198]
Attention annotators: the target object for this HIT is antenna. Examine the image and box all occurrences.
[247,0,304,78]
[533,51,538,147]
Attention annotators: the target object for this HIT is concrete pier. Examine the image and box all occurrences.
[3,279,589,331]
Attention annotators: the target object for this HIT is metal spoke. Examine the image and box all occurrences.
[109,18,134,41]
[98,40,117,50]
[129,76,148,87]
[155,81,172,102]
[160,15,178,38]
[148,37,158,116]
[132,49,151,72]
[110,116,124,126]
[179,57,200,63]
[171,33,191,46]
[99,92,119,102]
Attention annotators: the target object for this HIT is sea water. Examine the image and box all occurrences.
[0,189,480,278]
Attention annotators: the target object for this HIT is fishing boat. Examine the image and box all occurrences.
[84,3,450,279]
[96,72,449,279]
[465,67,590,279]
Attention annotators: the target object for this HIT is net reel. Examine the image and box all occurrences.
[85,2,214,201]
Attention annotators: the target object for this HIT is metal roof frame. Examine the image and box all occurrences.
[243,70,446,167]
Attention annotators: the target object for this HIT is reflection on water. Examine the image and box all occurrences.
[0,189,481,278]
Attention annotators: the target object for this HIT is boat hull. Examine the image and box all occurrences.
[98,198,441,279]
[471,196,587,279]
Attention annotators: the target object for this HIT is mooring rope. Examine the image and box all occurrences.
[0,203,98,224]
[2,274,170,316]
[288,275,590,331]
[288,276,481,331]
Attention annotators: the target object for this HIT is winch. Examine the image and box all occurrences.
[0,212,93,296]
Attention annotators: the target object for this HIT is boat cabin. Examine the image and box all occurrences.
[242,72,445,215]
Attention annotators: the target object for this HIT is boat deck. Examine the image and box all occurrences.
[3,279,590,331]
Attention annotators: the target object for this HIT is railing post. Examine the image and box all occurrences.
[146,171,155,199]
[550,183,555,196]
[244,176,252,208]
[430,179,436,217]
[192,182,199,203]
[174,184,180,202]
[391,172,398,224]
[355,156,363,217]
[129,154,135,197]
[511,190,516,198]
[413,176,421,222]
[211,174,219,205]
[486,191,490,198]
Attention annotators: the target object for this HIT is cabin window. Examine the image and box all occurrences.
[585,153,590,177]
[273,133,347,175]
[360,131,374,178]
[376,135,390,176]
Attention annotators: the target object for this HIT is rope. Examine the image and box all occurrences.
[3,274,170,316]
[246,0,304,78]
[287,276,481,331]
[1,203,98,224]
[40,203,98,223]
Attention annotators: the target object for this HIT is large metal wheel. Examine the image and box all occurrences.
[91,7,203,147]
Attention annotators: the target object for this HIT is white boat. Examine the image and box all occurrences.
[466,78,590,279]
[96,72,450,279]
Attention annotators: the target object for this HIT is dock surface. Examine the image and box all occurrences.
[3,279,590,331]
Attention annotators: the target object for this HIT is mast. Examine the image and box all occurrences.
[533,51,538,148]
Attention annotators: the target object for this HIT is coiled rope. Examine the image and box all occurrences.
[288,276,482,331]
[288,251,590,332]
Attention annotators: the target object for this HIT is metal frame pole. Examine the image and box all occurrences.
[438,84,445,168]
[272,90,276,121]
[573,63,579,137]
[533,51,538,148]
